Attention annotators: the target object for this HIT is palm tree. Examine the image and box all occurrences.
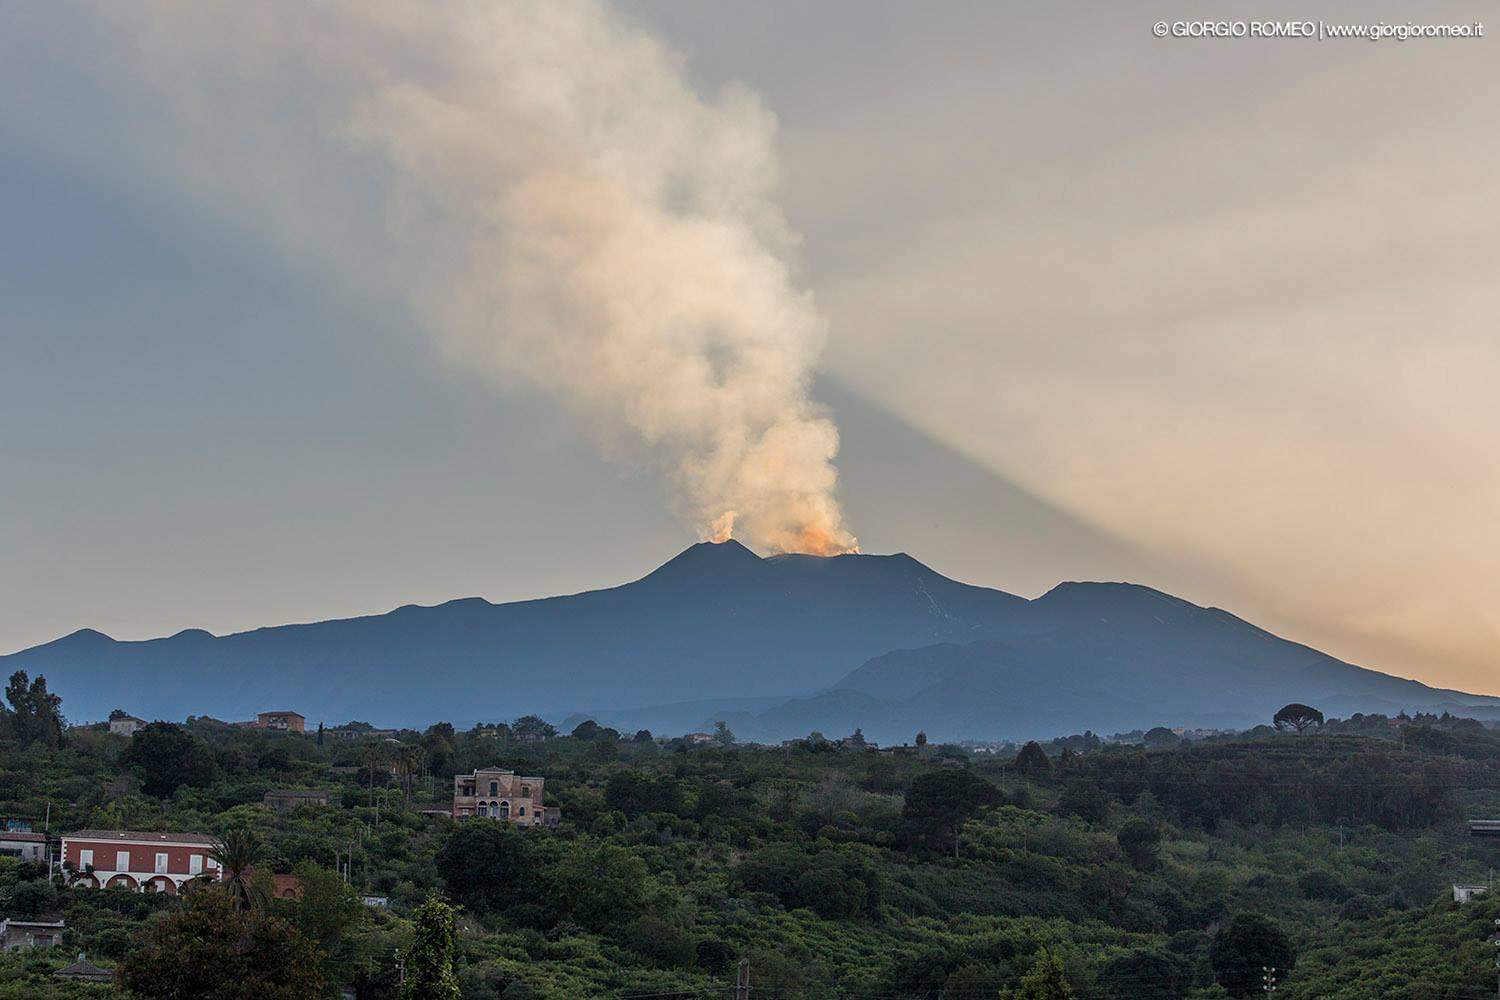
[209,827,265,912]
[361,743,384,808]
[399,744,425,802]
[392,747,410,802]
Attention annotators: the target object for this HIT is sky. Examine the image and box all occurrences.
[1,1,1495,696]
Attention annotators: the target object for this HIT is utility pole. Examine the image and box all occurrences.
[44,802,53,882]
[735,957,750,1000]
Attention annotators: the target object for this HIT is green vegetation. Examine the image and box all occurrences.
[1273,704,1326,734]
[118,885,324,998]
[5,678,1500,997]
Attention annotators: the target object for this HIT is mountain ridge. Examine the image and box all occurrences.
[714,580,1500,743]
[1,542,1026,726]
[5,542,1495,737]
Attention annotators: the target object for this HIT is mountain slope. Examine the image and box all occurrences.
[720,581,1500,743]
[0,541,1026,725]
[7,547,1496,737]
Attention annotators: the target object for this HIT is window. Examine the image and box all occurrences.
[190,854,203,874]
[489,781,498,796]
[79,849,93,869]
[518,806,526,816]
[116,850,130,872]
[155,853,169,874]
[521,784,530,798]
[499,801,510,819]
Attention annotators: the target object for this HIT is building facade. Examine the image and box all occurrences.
[1454,883,1489,903]
[60,830,221,893]
[0,831,46,862]
[263,789,330,811]
[1,917,64,951]
[326,726,398,741]
[271,874,304,900]
[256,711,305,733]
[108,715,146,737]
[452,768,557,826]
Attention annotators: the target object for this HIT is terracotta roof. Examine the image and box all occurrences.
[64,830,217,845]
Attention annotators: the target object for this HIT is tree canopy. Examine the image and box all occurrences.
[1273,703,1325,733]
[4,671,64,747]
[122,721,218,796]
[2,702,1496,997]
[902,768,1001,855]
[400,896,461,1000]
[1210,912,1295,997]
[118,886,323,999]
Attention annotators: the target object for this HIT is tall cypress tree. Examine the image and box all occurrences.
[400,895,462,1000]
[4,671,63,747]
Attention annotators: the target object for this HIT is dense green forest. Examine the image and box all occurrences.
[4,674,1500,999]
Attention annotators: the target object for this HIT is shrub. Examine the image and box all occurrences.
[1209,913,1294,997]
[1117,818,1162,870]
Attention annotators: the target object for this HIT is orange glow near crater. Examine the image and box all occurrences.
[707,510,859,556]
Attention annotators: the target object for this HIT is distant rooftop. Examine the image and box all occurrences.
[65,829,217,845]
[264,789,327,798]
[55,953,112,982]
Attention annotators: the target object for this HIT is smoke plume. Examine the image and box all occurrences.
[15,1,855,554]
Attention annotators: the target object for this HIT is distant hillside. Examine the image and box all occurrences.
[714,582,1500,743]
[0,541,1025,726]
[7,543,1496,737]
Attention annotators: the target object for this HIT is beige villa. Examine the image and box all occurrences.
[452,768,559,827]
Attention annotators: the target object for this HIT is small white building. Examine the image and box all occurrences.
[109,715,146,737]
[0,831,46,862]
[1453,883,1489,903]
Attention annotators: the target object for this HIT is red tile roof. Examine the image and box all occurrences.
[64,830,217,845]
